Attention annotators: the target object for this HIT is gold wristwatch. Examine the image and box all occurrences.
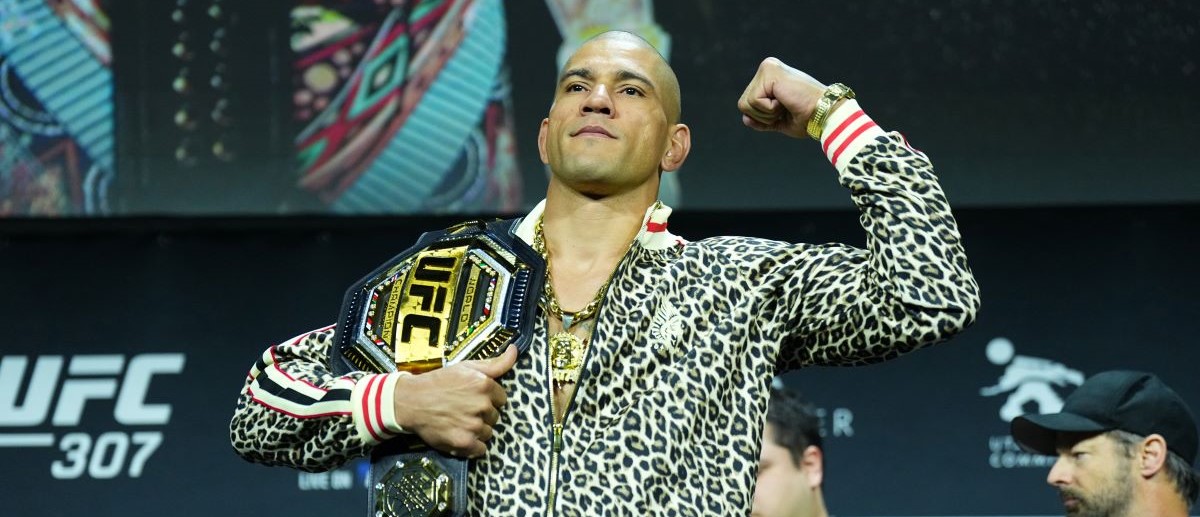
[806,83,855,140]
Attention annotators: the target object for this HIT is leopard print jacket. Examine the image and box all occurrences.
[230,103,980,515]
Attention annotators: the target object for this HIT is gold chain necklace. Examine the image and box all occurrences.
[533,215,619,385]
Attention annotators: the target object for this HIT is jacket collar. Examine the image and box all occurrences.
[514,199,686,252]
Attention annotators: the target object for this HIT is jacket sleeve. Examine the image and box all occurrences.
[229,325,410,471]
[755,100,981,368]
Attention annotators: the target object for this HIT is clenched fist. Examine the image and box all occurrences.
[737,57,831,139]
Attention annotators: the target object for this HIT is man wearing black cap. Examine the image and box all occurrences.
[1011,370,1200,516]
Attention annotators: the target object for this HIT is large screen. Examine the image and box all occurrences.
[1,0,1196,216]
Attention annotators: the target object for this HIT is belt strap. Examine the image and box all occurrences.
[330,217,544,516]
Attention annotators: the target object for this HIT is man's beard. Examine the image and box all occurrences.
[1057,470,1134,517]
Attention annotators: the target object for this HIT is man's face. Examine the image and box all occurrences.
[537,34,684,197]
[752,425,821,517]
[1047,432,1136,517]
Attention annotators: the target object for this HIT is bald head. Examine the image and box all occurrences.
[562,31,682,123]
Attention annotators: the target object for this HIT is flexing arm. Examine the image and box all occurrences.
[736,58,980,368]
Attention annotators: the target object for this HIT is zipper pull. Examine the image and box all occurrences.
[552,423,563,454]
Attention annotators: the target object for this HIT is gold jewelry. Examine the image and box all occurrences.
[549,332,588,384]
[534,215,626,386]
[806,82,855,141]
[533,216,613,329]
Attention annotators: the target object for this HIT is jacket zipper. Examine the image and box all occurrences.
[544,249,636,515]
[546,355,561,517]
[546,421,563,515]
[544,316,595,515]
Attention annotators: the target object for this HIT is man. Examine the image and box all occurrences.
[753,385,830,517]
[230,31,980,514]
[1012,370,1200,517]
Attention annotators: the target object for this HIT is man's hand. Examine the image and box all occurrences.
[737,57,829,139]
[392,345,518,458]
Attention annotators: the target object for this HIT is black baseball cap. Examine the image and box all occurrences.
[1011,370,1198,465]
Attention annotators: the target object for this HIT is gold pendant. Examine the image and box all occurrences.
[549,331,587,384]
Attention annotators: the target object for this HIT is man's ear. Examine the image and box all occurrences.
[801,445,824,489]
[1138,434,1170,479]
[537,118,550,164]
[660,123,691,172]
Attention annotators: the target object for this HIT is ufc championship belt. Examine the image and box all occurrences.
[330,218,544,517]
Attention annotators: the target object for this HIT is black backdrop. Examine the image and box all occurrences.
[3,204,1198,516]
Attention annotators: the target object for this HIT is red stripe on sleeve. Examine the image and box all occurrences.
[821,110,866,155]
[246,388,351,419]
[830,121,880,167]
[373,375,388,436]
[267,347,329,393]
[361,376,385,442]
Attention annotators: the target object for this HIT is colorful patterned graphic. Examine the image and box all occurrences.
[292,0,519,214]
[0,0,112,215]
